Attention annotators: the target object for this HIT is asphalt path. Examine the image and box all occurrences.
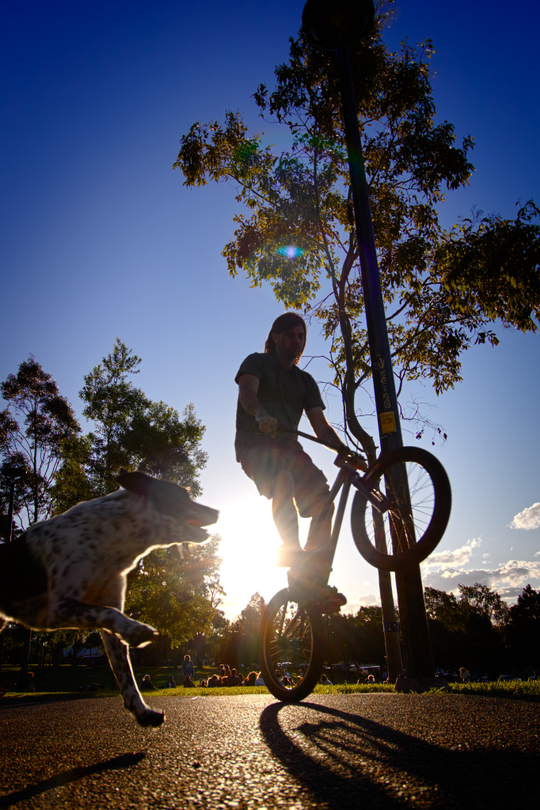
[1,692,539,809]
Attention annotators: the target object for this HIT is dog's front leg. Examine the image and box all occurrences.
[54,597,157,647]
[101,630,164,728]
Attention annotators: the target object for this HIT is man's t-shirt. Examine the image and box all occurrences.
[235,352,324,458]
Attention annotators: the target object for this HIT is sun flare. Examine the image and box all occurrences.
[215,497,284,620]
[215,496,311,620]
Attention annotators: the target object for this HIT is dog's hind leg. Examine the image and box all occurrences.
[101,630,164,728]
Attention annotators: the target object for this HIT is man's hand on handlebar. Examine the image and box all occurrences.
[256,413,278,437]
[335,446,368,472]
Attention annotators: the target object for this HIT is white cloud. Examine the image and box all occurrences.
[343,593,381,614]
[509,502,540,530]
[422,537,482,569]
[423,559,540,602]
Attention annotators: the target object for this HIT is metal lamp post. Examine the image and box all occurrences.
[302,0,434,678]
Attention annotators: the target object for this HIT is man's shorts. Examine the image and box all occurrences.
[238,439,329,518]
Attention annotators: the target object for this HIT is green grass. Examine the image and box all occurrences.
[2,665,539,700]
[435,679,540,697]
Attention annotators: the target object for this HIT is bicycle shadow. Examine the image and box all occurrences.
[259,700,537,808]
[0,752,146,809]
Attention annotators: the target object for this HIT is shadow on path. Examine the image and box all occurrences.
[0,752,146,809]
[259,700,537,809]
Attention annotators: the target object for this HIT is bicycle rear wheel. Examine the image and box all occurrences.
[351,446,451,571]
[259,588,324,702]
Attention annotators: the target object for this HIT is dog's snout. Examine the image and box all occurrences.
[190,505,219,527]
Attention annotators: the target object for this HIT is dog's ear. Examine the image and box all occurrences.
[117,469,154,496]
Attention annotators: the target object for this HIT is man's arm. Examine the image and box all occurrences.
[307,407,368,469]
[306,407,346,451]
[237,373,277,435]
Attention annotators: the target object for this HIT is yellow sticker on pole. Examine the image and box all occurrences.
[379,411,396,433]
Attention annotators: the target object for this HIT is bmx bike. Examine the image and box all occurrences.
[259,434,451,702]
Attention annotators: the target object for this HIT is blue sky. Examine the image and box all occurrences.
[1,0,539,619]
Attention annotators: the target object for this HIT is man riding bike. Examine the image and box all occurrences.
[235,312,352,606]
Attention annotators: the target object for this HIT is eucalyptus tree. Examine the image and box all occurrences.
[0,357,80,533]
[174,2,539,457]
[53,337,208,511]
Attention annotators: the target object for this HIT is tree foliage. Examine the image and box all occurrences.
[506,584,540,669]
[0,357,80,533]
[174,2,539,452]
[125,536,224,649]
[220,592,266,668]
[52,338,208,512]
[425,583,512,673]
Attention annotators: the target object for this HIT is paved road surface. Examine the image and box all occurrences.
[1,693,539,809]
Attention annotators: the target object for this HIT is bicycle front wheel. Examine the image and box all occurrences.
[351,446,451,571]
[259,588,324,702]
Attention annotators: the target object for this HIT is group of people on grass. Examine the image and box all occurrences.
[140,657,268,691]
[140,655,389,692]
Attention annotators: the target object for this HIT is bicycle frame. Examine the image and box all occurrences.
[307,458,393,575]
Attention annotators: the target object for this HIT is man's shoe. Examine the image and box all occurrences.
[287,571,347,614]
[317,586,347,614]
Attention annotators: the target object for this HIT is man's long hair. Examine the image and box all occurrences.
[264,312,307,365]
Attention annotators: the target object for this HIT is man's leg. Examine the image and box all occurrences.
[304,498,333,553]
[271,470,302,565]
[301,498,335,581]
[288,463,346,610]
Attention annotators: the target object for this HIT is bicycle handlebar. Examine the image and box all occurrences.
[277,424,368,471]
[277,424,341,452]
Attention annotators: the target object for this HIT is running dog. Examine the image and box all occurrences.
[0,469,219,728]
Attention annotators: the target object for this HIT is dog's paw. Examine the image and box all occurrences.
[137,708,165,728]
[126,623,158,648]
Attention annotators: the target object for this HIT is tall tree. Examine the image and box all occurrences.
[52,338,208,512]
[425,584,508,674]
[458,582,509,627]
[220,593,266,668]
[506,584,540,670]
[174,2,539,455]
[124,537,224,650]
[0,357,80,533]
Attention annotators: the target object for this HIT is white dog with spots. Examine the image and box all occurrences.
[0,469,218,728]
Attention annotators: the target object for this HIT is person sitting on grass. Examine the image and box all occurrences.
[208,674,221,687]
[183,676,196,688]
[163,675,176,688]
[224,667,241,686]
[321,674,333,686]
[141,674,157,691]
[17,672,35,692]
[254,672,266,686]
[242,671,258,686]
